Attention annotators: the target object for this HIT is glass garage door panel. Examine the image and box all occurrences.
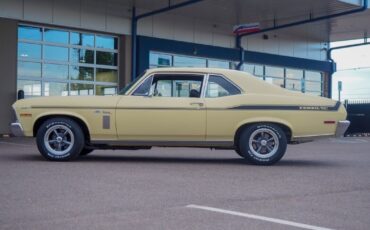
[17,24,119,96]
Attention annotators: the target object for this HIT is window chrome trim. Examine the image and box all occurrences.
[129,72,207,98]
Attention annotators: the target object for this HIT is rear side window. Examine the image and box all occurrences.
[206,75,241,98]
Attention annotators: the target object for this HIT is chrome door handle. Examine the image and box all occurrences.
[190,102,204,106]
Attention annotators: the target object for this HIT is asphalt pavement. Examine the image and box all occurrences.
[0,137,370,230]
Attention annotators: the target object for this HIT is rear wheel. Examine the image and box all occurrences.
[36,118,85,161]
[237,123,287,165]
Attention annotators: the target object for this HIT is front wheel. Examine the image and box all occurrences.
[36,118,85,161]
[237,123,287,165]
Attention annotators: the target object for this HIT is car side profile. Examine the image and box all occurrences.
[11,68,350,165]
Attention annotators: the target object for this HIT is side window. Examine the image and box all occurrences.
[151,74,203,98]
[132,76,153,96]
[206,75,241,98]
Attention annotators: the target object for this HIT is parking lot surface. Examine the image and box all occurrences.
[0,137,370,230]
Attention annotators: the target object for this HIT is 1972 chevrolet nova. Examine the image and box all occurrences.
[11,68,350,165]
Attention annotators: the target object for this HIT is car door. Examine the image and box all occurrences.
[204,74,244,142]
[116,73,206,142]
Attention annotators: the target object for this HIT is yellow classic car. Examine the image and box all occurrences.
[11,68,350,165]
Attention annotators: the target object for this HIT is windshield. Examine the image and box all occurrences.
[118,71,147,95]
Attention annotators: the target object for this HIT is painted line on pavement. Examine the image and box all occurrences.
[186,204,333,230]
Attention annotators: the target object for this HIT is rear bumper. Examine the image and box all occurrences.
[10,122,24,137]
[335,120,350,137]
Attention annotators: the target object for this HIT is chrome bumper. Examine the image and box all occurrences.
[335,120,350,137]
[10,122,24,137]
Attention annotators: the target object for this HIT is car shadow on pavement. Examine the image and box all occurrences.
[14,154,339,167]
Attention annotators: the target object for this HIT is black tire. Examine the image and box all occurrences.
[80,148,94,156]
[237,123,287,165]
[36,117,85,161]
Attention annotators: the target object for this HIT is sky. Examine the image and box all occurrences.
[330,39,370,101]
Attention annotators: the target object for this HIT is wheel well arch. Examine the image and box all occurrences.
[33,115,91,142]
[234,122,292,147]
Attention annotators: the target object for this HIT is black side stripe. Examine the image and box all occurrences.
[230,101,341,111]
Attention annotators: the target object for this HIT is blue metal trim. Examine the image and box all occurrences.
[327,41,370,98]
[137,35,333,75]
[131,0,204,80]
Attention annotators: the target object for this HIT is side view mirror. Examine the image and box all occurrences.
[17,90,24,100]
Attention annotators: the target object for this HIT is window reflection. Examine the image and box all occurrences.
[44,45,68,62]
[17,80,41,98]
[96,85,117,95]
[18,61,41,78]
[150,53,172,68]
[44,64,68,80]
[18,43,41,59]
[70,32,94,47]
[18,25,42,41]
[44,29,68,44]
[70,48,94,64]
[44,82,68,96]
[208,60,230,69]
[70,66,94,81]
[174,55,206,67]
[70,83,94,95]
[96,69,117,83]
[96,51,117,66]
[96,35,117,49]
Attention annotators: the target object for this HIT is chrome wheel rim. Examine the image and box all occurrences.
[44,125,74,156]
[248,128,279,158]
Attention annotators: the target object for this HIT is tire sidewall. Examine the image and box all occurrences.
[239,123,287,165]
[36,118,85,161]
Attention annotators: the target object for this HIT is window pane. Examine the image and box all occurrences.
[173,56,206,67]
[96,85,117,96]
[44,45,68,62]
[132,77,153,96]
[150,52,172,67]
[96,35,117,49]
[70,32,94,47]
[155,80,172,97]
[70,66,94,81]
[286,68,303,80]
[18,61,41,78]
[305,81,322,92]
[242,64,264,76]
[44,82,68,96]
[206,75,240,98]
[18,25,42,41]
[43,64,68,80]
[70,48,94,64]
[265,77,284,88]
[96,68,117,83]
[18,43,41,59]
[305,71,322,81]
[96,51,117,66]
[265,66,284,78]
[173,80,202,97]
[286,79,302,91]
[44,29,68,44]
[70,83,94,95]
[17,80,41,98]
[208,60,230,69]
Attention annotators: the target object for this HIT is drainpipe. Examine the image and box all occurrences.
[327,39,370,98]
[235,0,368,70]
[131,0,204,81]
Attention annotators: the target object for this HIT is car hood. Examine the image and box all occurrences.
[13,96,122,109]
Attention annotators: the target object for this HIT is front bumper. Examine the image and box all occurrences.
[335,120,350,137]
[10,122,24,137]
